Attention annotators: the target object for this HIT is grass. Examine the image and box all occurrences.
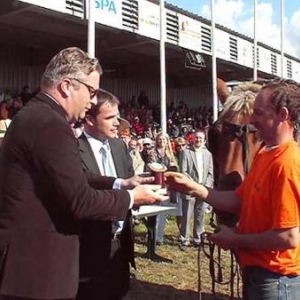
[125,215,242,300]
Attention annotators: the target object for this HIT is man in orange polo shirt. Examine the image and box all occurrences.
[165,79,300,300]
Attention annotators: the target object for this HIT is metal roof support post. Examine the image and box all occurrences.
[160,0,167,135]
[87,0,95,57]
[253,0,257,81]
[280,0,285,78]
[211,0,218,122]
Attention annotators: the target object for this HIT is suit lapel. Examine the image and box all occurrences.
[78,134,101,174]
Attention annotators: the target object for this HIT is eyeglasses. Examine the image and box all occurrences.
[69,78,99,98]
[176,144,186,148]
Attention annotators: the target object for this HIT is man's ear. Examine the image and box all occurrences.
[279,106,289,121]
[85,114,95,126]
[59,79,72,98]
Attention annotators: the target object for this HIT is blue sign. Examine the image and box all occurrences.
[95,0,117,14]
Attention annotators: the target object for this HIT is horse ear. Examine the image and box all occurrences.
[217,78,230,105]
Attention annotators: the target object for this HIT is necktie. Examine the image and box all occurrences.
[100,142,123,233]
[100,143,116,177]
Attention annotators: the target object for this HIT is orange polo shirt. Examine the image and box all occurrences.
[236,140,300,275]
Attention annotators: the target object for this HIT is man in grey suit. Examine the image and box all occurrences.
[179,129,214,249]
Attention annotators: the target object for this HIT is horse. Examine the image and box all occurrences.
[199,80,264,299]
[208,81,264,227]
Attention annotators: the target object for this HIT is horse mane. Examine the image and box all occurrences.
[218,82,263,123]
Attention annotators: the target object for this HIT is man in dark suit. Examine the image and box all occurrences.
[0,47,167,300]
[77,89,135,300]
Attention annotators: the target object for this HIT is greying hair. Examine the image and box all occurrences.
[41,47,102,89]
[218,82,263,123]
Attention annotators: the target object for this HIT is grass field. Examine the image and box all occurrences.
[125,216,242,300]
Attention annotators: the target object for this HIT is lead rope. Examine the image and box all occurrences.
[198,219,242,299]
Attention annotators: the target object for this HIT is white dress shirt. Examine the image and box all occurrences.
[83,131,134,208]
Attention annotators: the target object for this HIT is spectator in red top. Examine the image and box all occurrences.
[132,116,144,137]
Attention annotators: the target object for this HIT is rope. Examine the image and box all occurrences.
[198,230,242,299]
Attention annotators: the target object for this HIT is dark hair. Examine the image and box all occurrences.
[130,137,138,143]
[87,88,120,118]
[262,79,300,126]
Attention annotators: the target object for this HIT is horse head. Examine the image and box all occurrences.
[209,80,264,226]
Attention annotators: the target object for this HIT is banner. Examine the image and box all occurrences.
[238,39,254,68]
[178,14,202,52]
[18,0,66,12]
[258,47,272,74]
[215,29,230,61]
[138,0,160,40]
[94,0,123,29]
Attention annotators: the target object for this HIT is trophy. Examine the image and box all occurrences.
[147,162,167,186]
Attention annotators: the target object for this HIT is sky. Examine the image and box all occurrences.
[166,0,300,60]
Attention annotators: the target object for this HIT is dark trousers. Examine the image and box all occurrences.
[77,238,130,300]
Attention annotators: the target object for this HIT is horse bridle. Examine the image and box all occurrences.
[198,120,258,300]
[222,120,257,175]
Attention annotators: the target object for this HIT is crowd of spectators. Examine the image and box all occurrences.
[0,87,214,246]
[113,92,215,246]
[0,85,41,123]
[119,91,214,143]
[1,87,214,148]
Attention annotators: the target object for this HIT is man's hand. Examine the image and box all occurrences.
[132,184,168,206]
[122,175,154,189]
[208,225,237,250]
[164,171,208,198]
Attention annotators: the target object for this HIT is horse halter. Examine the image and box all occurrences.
[222,120,257,175]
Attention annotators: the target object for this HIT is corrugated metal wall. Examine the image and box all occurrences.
[102,76,213,109]
[0,46,213,109]
[0,46,44,95]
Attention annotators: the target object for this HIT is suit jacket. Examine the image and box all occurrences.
[77,134,135,279]
[0,93,130,299]
[179,146,214,200]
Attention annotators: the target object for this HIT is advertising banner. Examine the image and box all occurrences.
[215,29,230,61]
[238,39,253,68]
[258,47,271,74]
[178,14,201,52]
[18,0,66,12]
[94,0,123,29]
[138,0,160,40]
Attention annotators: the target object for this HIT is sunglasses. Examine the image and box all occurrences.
[176,144,186,148]
[69,78,99,98]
